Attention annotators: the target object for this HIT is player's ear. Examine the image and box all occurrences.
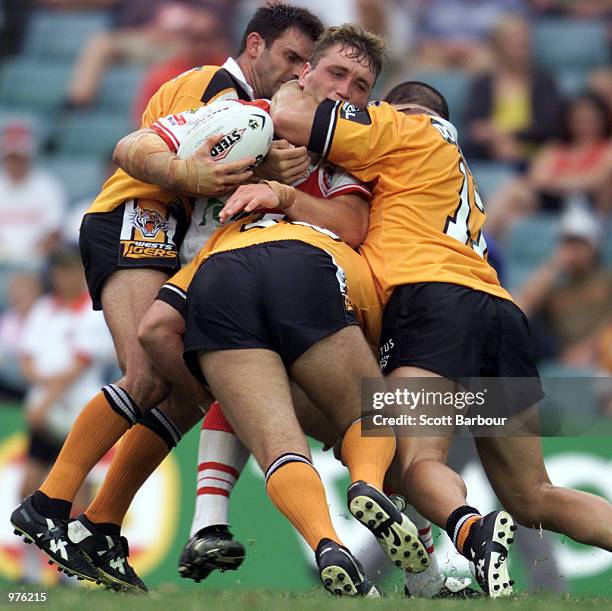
[298,62,311,87]
[245,32,265,59]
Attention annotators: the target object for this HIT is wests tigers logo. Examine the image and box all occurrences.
[130,206,170,239]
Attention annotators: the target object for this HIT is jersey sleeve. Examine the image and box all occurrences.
[140,66,242,129]
[151,110,195,153]
[308,100,399,178]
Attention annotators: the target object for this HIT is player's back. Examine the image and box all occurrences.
[313,102,512,305]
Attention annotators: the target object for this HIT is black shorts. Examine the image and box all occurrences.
[79,199,188,310]
[27,429,62,464]
[183,241,358,380]
[379,282,543,411]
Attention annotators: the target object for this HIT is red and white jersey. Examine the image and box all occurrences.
[151,102,372,264]
[20,293,115,442]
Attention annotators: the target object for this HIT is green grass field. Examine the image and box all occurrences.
[1,587,611,611]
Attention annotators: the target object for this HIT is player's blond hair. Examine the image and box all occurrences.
[310,24,387,81]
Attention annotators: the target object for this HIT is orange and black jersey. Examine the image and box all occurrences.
[308,100,513,305]
[87,62,252,215]
[161,216,383,346]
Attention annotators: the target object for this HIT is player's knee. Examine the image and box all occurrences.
[118,370,170,410]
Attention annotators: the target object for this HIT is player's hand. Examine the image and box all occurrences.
[219,183,280,223]
[254,139,310,185]
[178,134,256,197]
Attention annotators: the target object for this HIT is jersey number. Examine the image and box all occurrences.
[443,161,487,258]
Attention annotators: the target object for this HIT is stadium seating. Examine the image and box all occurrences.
[54,111,133,157]
[504,214,559,290]
[42,156,107,203]
[22,10,109,62]
[400,70,470,131]
[0,58,71,113]
[534,19,609,72]
[97,66,146,113]
[470,161,517,202]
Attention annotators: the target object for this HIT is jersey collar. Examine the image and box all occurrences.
[221,57,254,100]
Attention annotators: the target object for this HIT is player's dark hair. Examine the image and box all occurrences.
[310,24,387,82]
[238,2,324,55]
[384,81,450,121]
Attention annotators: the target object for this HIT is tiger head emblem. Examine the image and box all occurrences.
[131,206,170,239]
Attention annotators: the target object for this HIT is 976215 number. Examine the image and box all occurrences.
[7,592,47,603]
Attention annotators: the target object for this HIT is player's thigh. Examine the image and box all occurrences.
[101,268,169,369]
[199,349,310,469]
[290,325,381,434]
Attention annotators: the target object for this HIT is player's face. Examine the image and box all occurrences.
[255,28,314,99]
[298,43,375,108]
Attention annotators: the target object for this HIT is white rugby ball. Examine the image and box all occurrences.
[176,100,273,169]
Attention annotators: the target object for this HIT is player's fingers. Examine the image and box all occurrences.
[219,196,248,222]
[221,170,254,187]
[270,139,293,149]
[217,157,257,175]
[288,156,311,176]
[195,133,224,157]
[276,145,308,161]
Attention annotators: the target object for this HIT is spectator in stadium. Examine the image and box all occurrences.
[132,6,231,124]
[462,15,562,164]
[485,92,612,238]
[516,204,611,369]
[17,245,114,582]
[0,122,67,266]
[413,0,526,72]
[0,271,42,399]
[64,1,200,109]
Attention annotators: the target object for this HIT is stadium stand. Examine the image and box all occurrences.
[22,10,109,62]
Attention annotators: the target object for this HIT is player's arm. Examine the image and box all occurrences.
[219,183,370,248]
[268,81,320,147]
[113,127,255,198]
[270,82,394,176]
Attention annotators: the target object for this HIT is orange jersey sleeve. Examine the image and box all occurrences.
[308,100,513,305]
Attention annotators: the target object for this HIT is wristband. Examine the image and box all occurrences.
[261,180,297,209]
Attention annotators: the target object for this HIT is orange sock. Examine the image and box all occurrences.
[340,419,396,489]
[266,457,341,551]
[456,515,481,555]
[85,424,170,526]
[40,388,139,503]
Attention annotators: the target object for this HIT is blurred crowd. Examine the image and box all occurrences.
[0,1,610,424]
